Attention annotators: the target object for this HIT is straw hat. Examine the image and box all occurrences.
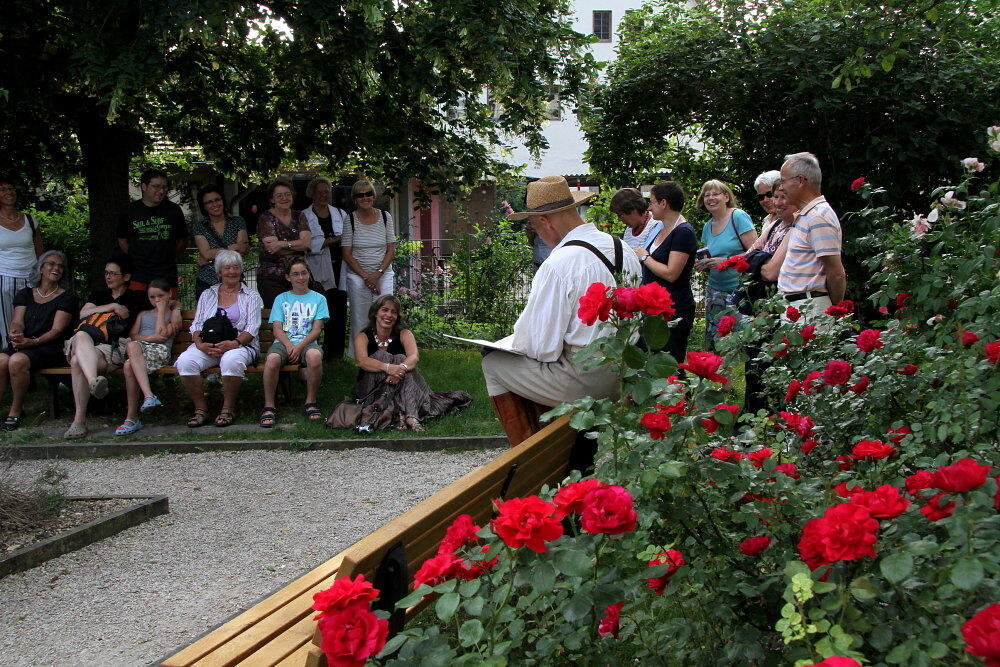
[507,176,596,220]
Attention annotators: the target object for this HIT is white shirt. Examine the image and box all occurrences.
[301,205,347,291]
[511,223,642,362]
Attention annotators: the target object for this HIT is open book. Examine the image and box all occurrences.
[442,333,525,356]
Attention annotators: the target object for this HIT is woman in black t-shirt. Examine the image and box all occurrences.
[634,182,697,366]
[0,250,77,431]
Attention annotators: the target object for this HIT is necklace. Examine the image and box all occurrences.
[374,331,393,348]
[35,285,58,298]
[0,211,21,224]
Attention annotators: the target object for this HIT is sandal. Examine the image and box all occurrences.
[303,403,323,421]
[115,418,143,436]
[2,414,23,431]
[260,407,277,429]
[215,408,235,427]
[187,409,208,428]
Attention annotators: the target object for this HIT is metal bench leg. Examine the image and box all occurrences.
[372,541,408,635]
[46,376,62,420]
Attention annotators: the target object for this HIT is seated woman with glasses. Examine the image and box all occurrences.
[256,178,311,308]
[0,251,78,431]
[341,179,396,357]
[192,185,249,299]
[63,255,148,439]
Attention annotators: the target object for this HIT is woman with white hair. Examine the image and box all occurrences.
[753,170,782,232]
[175,250,263,427]
[341,179,396,357]
[0,251,77,431]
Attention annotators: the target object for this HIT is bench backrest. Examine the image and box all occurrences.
[160,415,578,667]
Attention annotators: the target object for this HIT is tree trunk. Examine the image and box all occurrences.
[75,110,143,290]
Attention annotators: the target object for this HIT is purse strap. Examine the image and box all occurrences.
[728,211,749,251]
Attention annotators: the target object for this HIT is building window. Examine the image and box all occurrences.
[623,9,643,34]
[593,10,612,42]
[545,85,562,121]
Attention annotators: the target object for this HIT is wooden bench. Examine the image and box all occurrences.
[38,309,301,418]
[160,415,583,666]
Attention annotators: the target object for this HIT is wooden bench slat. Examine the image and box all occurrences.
[274,643,320,667]
[232,616,317,667]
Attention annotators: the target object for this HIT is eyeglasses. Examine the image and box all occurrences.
[354,191,375,199]
[0,186,15,193]
[757,191,773,201]
[104,270,122,276]
[145,183,168,191]
[43,262,65,269]
[202,197,224,206]
[273,192,293,199]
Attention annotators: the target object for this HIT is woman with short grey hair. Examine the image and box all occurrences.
[0,250,78,430]
[753,169,783,231]
[176,250,263,427]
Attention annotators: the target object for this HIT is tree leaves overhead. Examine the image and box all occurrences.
[583,0,1000,211]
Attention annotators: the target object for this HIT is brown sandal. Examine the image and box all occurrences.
[215,409,235,427]
[187,409,208,428]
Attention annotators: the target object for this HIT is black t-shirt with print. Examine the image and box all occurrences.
[116,199,187,284]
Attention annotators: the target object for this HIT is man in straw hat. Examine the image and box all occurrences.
[482,175,641,445]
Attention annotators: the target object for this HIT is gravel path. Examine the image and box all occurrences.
[0,447,502,666]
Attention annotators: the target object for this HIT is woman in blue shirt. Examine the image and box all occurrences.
[694,180,758,349]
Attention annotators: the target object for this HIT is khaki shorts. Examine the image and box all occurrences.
[64,336,127,369]
[266,339,321,365]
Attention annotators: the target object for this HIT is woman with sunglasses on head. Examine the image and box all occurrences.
[0,177,44,352]
[256,178,311,308]
[694,179,758,349]
[192,185,249,299]
[0,251,77,431]
[341,179,396,357]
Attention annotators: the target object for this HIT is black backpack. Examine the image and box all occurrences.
[201,308,238,344]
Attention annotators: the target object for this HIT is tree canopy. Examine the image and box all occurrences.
[583,0,1000,211]
[1,0,593,280]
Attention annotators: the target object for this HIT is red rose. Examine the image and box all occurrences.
[897,364,919,375]
[920,493,956,521]
[553,478,608,518]
[412,551,464,589]
[659,398,687,415]
[835,455,852,471]
[491,495,564,553]
[710,446,745,463]
[932,457,991,492]
[856,329,884,352]
[800,439,819,453]
[438,514,482,555]
[800,324,817,341]
[716,314,736,337]
[896,293,910,308]
[611,287,639,318]
[317,607,389,667]
[597,602,623,638]
[700,417,719,433]
[580,485,638,535]
[960,331,980,346]
[834,482,864,498]
[634,281,676,318]
[825,300,855,317]
[716,255,750,272]
[851,440,896,460]
[885,425,912,445]
[848,485,910,518]
[640,411,672,440]
[797,502,879,569]
[986,340,1000,364]
[994,475,1000,511]
[850,177,867,191]
[748,447,773,468]
[578,282,612,325]
[740,493,776,504]
[701,403,739,433]
[772,462,800,479]
[785,379,802,403]
[786,306,802,322]
[312,575,380,614]
[849,376,871,394]
[772,338,790,358]
[802,371,824,395]
[779,411,816,439]
[962,604,1000,666]
[647,549,685,594]
[678,351,728,383]
[738,536,772,555]
[905,470,935,496]
[823,360,853,386]
[807,658,861,667]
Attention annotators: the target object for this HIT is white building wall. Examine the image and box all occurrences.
[503,0,648,178]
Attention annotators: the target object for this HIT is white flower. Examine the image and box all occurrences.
[926,314,944,326]
[992,139,1000,153]
[940,191,966,210]
[910,214,932,238]
[988,126,1000,140]
[926,208,939,223]
[961,157,986,172]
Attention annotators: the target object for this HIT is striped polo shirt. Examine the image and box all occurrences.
[777,196,842,294]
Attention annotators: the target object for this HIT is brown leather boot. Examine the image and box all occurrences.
[489,392,542,446]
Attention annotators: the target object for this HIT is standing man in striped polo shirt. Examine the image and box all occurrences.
[777,152,847,318]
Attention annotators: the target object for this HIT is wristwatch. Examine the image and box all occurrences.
[640,254,651,263]
[375,268,384,274]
